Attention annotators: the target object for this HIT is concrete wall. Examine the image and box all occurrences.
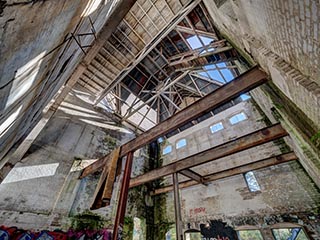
[0,84,134,230]
[159,100,320,238]
[0,0,120,161]
[202,0,320,129]
[202,0,320,191]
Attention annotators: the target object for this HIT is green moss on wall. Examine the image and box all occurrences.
[123,217,134,240]
[70,210,109,231]
[261,82,319,152]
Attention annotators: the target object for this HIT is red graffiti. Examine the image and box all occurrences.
[189,207,206,216]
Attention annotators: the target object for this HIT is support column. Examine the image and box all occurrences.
[173,172,183,240]
[112,151,134,240]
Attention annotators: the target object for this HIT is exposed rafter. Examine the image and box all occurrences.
[129,124,288,188]
[151,152,298,195]
[80,66,268,179]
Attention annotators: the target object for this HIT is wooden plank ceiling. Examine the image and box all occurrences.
[77,0,250,132]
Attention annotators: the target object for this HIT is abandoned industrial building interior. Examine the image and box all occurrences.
[0,0,320,239]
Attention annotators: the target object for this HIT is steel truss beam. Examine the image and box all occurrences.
[80,67,267,178]
[129,124,288,188]
[150,152,297,195]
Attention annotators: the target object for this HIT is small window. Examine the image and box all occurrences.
[210,122,224,133]
[176,139,187,149]
[272,228,309,240]
[237,230,263,240]
[244,171,261,192]
[163,145,172,155]
[158,137,164,143]
[229,112,247,125]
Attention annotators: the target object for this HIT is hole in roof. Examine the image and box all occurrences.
[207,70,224,83]
[200,47,215,55]
[198,71,210,78]
[204,64,216,70]
[187,36,214,50]
[200,36,213,45]
[244,171,261,192]
[187,36,202,49]
[220,68,234,82]
[216,62,226,68]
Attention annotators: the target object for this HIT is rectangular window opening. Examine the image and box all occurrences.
[244,171,261,192]
[176,139,187,149]
[229,112,247,125]
[210,122,224,133]
[162,145,172,155]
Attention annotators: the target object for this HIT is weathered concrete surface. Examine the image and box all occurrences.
[159,100,320,238]
[0,0,121,163]
[202,0,320,190]
[0,84,134,230]
[203,0,320,129]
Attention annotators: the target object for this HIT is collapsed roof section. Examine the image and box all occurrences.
[77,1,250,132]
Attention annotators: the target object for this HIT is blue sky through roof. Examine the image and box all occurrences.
[221,69,234,82]
[187,35,213,49]
[207,70,224,83]
[187,36,202,49]
[200,36,213,45]
[216,62,226,67]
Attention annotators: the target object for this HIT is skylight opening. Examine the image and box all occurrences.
[200,47,215,55]
[216,62,226,68]
[187,36,203,49]
[198,71,210,78]
[203,64,216,70]
[200,36,213,45]
[220,68,234,82]
[207,70,224,83]
[187,35,214,50]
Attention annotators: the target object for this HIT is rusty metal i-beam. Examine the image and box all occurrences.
[112,151,134,240]
[151,152,297,195]
[80,66,268,178]
[129,124,288,188]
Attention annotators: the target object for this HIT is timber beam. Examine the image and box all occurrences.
[179,169,206,185]
[129,124,288,188]
[150,152,298,195]
[80,66,268,178]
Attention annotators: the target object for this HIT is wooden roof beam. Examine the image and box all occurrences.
[80,66,268,178]
[129,124,288,188]
[180,169,206,185]
[94,0,202,104]
[151,152,298,195]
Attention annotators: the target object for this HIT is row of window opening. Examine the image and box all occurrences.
[162,112,248,155]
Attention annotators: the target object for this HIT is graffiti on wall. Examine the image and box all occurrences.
[200,220,237,240]
[189,207,206,217]
[0,226,111,240]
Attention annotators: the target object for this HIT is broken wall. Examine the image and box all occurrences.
[0,84,134,230]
